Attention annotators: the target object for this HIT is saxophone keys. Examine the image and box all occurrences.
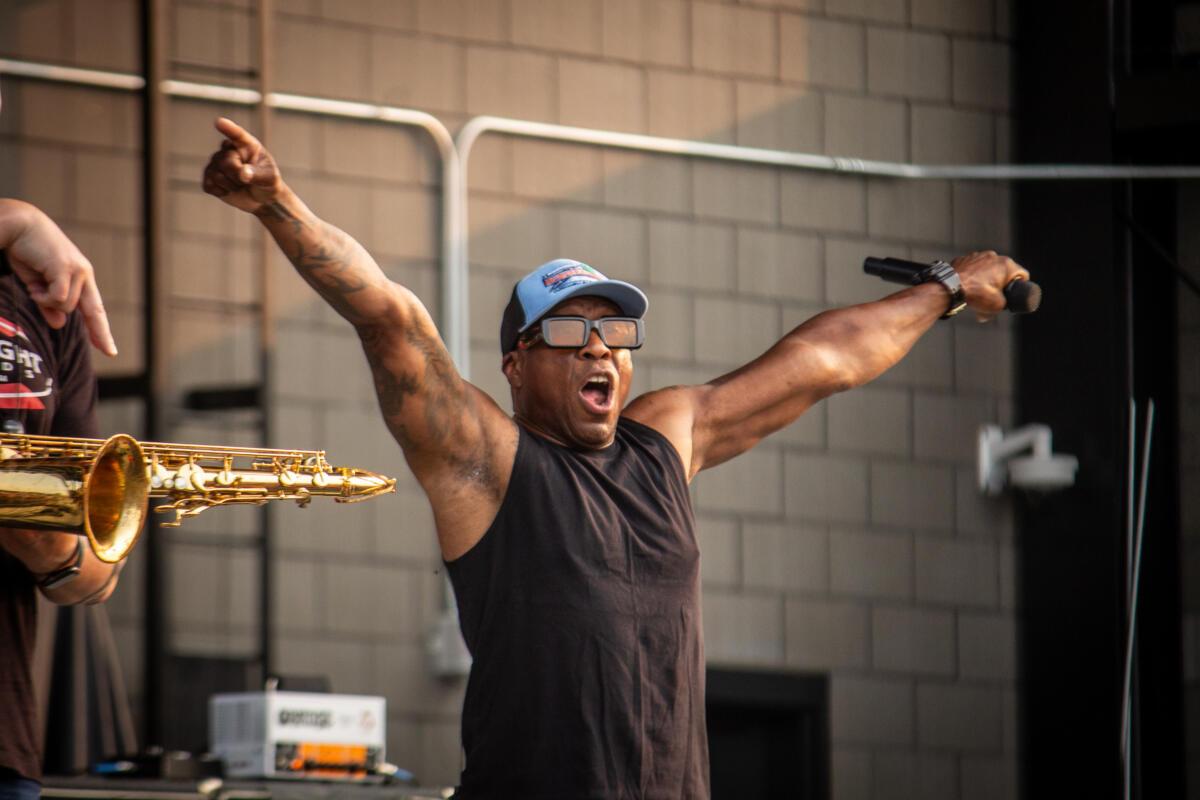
[312,471,330,488]
[216,469,237,487]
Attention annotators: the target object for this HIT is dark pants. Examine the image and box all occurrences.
[0,769,39,800]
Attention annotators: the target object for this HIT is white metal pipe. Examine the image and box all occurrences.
[0,58,465,374]
[457,115,1200,181]
[0,58,145,91]
[452,117,1200,362]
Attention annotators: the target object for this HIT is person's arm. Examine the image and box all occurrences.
[0,198,117,356]
[203,119,515,559]
[624,251,1029,477]
[0,532,121,605]
[0,200,123,602]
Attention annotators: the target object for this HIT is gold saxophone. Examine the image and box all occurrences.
[0,433,396,564]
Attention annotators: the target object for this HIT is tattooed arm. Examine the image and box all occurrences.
[203,118,516,559]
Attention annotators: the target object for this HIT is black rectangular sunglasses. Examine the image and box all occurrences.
[521,316,645,349]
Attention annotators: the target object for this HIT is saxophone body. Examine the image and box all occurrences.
[0,433,396,563]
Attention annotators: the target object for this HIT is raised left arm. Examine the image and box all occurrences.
[624,251,1028,478]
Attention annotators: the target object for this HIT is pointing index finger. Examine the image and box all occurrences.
[214,117,262,162]
[79,280,118,357]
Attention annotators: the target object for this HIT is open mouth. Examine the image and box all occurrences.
[579,374,614,414]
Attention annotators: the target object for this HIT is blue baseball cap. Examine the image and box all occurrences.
[500,259,648,353]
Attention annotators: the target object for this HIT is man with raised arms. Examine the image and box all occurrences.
[203,117,1028,800]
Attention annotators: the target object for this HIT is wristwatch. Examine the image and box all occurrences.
[917,260,967,319]
[38,537,85,590]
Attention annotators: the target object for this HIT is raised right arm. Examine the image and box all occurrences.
[202,119,515,558]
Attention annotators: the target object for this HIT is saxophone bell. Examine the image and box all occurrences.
[0,434,150,564]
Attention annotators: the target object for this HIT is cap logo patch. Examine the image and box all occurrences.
[542,264,601,294]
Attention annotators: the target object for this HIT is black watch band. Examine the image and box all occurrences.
[38,537,85,590]
[917,260,967,319]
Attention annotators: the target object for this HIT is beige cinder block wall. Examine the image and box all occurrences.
[1,0,1019,794]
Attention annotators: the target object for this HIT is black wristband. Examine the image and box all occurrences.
[37,537,85,590]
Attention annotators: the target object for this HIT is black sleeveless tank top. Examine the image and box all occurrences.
[446,417,709,799]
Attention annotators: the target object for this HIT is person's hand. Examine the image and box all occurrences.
[2,201,117,356]
[952,250,1031,323]
[202,117,283,214]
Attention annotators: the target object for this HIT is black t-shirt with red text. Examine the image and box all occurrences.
[0,250,99,781]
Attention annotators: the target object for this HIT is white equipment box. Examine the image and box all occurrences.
[210,691,386,780]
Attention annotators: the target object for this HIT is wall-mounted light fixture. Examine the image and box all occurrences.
[978,424,1078,495]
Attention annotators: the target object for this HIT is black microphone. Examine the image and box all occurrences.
[863,256,1042,314]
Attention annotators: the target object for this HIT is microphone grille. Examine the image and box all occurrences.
[1004,280,1042,313]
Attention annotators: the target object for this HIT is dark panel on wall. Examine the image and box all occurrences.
[1015,0,1191,797]
[1014,1,1126,797]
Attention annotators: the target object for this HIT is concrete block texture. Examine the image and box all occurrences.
[954,182,1014,251]
[782,15,866,91]
[784,451,870,523]
[273,17,372,101]
[916,537,999,607]
[917,682,1003,751]
[468,196,557,269]
[702,591,786,665]
[911,105,994,163]
[417,0,506,42]
[312,0,418,29]
[831,527,913,599]
[954,323,1013,394]
[512,139,605,203]
[824,94,908,162]
[867,28,951,101]
[648,217,736,291]
[175,3,253,76]
[696,515,741,586]
[743,521,830,592]
[370,33,466,114]
[15,82,141,151]
[958,612,1016,680]
[952,38,1011,111]
[781,172,868,234]
[694,446,784,514]
[831,675,914,745]
[692,2,779,78]
[466,47,556,121]
[826,0,906,24]
[827,385,912,456]
[736,81,823,152]
[558,207,649,284]
[603,151,692,214]
[912,0,995,35]
[873,752,958,800]
[867,178,953,243]
[559,59,648,133]
[872,605,956,675]
[961,756,1018,800]
[512,0,604,55]
[603,0,690,67]
[737,227,823,303]
[648,70,738,143]
[693,295,781,366]
[693,161,780,225]
[871,460,955,530]
[913,392,996,463]
[831,748,872,800]
[785,597,869,669]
